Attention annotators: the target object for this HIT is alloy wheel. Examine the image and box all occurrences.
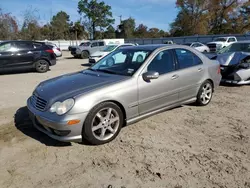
[200,83,212,105]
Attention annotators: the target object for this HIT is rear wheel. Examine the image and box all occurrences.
[82,102,124,145]
[196,80,213,106]
[35,60,49,73]
[81,51,89,59]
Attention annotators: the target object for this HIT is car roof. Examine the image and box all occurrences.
[119,44,190,51]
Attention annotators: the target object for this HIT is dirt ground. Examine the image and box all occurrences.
[0,51,249,188]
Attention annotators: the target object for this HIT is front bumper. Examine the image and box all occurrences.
[221,79,250,85]
[27,97,88,142]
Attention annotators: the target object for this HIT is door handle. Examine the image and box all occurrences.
[171,74,179,80]
[198,68,203,72]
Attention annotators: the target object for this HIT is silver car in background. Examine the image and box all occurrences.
[27,45,221,145]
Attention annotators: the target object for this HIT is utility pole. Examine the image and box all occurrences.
[119,15,122,24]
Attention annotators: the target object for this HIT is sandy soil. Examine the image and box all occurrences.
[0,52,249,188]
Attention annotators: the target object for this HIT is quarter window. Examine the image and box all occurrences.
[175,49,202,69]
[147,50,175,75]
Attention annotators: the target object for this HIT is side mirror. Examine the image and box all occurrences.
[142,71,159,81]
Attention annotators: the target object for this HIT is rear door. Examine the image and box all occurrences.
[98,41,105,51]
[173,48,205,102]
[0,42,18,70]
[89,42,99,54]
[13,41,35,68]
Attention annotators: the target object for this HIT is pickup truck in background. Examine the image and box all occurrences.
[207,36,237,52]
[70,39,125,59]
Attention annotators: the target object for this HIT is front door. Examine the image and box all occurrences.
[138,50,179,115]
[0,42,17,70]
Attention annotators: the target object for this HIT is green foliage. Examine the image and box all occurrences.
[78,0,115,39]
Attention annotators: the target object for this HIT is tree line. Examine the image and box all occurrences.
[0,0,250,41]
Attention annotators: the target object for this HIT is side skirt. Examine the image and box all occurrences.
[126,97,197,125]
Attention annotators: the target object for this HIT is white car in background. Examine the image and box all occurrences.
[183,42,210,53]
[89,43,136,64]
[47,43,62,57]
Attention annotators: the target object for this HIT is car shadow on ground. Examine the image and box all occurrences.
[14,106,72,147]
[0,69,51,75]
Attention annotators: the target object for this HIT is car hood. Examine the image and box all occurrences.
[91,51,109,57]
[34,70,128,102]
[216,52,250,66]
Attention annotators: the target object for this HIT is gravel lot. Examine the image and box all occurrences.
[0,51,249,188]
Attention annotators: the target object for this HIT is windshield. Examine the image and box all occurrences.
[80,42,90,46]
[103,45,118,52]
[218,43,250,54]
[214,38,227,42]
[89,49,152,76]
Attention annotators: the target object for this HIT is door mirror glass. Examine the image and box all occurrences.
[142,71,159,81]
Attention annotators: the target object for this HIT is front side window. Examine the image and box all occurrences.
[90,49,152,76]
[147,50,175,75]
[0,42,17,52]
[175,49,202,69]
[228,38,236,42]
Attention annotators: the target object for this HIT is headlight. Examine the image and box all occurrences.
[216,44,222,48]
[50,98,74,115]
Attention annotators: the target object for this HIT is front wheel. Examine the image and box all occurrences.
[82,102,124,145]
[35,60,49,73]
[81,51,89,59]
[196,80,213,106]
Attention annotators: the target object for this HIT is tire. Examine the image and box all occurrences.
[82,102,124,145]
[196,80,213,106]
[81,51,89,59]
[204,50,207,53]
[35,60,49,73]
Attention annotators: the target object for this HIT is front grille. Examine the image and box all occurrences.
[31,94,47,111]
[207,44,217,52]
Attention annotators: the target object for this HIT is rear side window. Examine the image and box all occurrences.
[15,42,33,50]
[175,49,202,69]
[91,42,98,47]
[98,42,104,46]
[33,43,43,49]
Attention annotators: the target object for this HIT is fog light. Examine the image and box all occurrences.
[53,130,71,136]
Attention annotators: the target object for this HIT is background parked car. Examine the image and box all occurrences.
[46,43,62,58]
[207,36,237,52]
[183,42,210,53]
[70,39,125,59]
[0,40,56,73]
[205,41,250,85]
[89,43,136,64]
[27,44,221,145]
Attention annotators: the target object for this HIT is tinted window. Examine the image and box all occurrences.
[0,42,14,52]
[175,49,202,69]
[33,43,43,49]
[15,42,33,50]
[98,42,104,46]
[192,43,202,47]
[147,50,175,75]
[91,42,98,47]
[228,38,236,42]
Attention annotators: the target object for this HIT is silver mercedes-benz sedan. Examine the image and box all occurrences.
[27,44,221,145]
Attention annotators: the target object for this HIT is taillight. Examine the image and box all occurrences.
[46,49,54,53]
[217,65,221,74]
